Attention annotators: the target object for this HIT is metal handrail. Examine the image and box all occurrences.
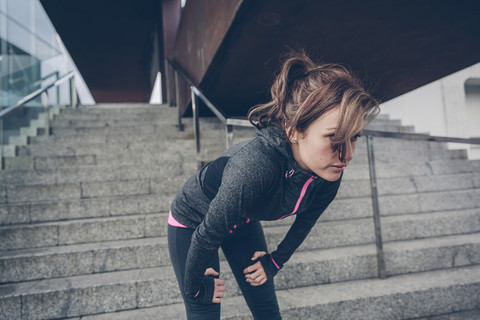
[363,129,480,145]
[166,57,480,280]
[166,59,229,122]
[0,71,75,119]
[166,58,248,160]
[362,129,480,279]
[32,70,60,87]
[0,71,76,170]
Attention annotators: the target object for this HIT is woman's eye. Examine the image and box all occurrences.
[351,134,362,142]
[327,134,335,139]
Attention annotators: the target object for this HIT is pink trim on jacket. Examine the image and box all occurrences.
[271,255,280,270]
[276,176,315,220]
[168,211,189,228]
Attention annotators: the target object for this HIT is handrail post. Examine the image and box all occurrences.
[0,118,3,170]
[175,70,184,131]
[42,92,50,136]
[70,76,77,108]
[191,88,200,164]
[226,124,233,149]
[366,135,386,279]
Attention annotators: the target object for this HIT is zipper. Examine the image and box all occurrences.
[276,175,315,220]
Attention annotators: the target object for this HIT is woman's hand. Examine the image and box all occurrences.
[243,251,268,286]
[204,268,225,303]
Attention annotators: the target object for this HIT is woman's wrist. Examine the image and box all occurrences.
[187,275,215,304]
[258,253,282,279]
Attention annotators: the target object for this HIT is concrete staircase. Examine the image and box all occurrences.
[1,103,479,320]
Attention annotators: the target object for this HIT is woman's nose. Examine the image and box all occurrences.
[344,140,354,163]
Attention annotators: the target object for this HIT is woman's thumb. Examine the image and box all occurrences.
[204,268,219,276]
[251,251,266,261]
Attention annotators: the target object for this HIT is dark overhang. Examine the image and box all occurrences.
[200,0,480,116]
[40,0,162,103]
[41,0,480,116]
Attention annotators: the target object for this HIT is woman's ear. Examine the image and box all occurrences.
[289,129,299,143]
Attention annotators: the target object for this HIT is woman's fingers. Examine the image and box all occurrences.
[245,268,264,280]
[215,278,226,288]
[204,267,219,277]
[242,251,269,286]
[243,261,267,286]
[250,251,267,261]
[247,275,267,286]
[204,268,225,303]
[245,273,266,285]
[243,261,262,274]
[245,270,267,286]
[212,277,225,304]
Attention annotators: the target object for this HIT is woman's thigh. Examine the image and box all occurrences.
[168,225,221,320]
[221,221,282,320]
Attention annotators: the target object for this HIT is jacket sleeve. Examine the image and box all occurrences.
[183,158,277,302]
[269,179,341,271]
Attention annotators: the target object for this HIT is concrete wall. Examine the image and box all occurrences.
[465,78,480,158]
[380,62,480,159]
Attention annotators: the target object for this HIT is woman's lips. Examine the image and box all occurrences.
[332,164,346,171]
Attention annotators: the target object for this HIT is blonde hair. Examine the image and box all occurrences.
[248,50,380,161]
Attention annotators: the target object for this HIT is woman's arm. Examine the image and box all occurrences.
[183,159,277,303]
[260,180,341,279]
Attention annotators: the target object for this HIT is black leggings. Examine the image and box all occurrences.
[168,220,282,320]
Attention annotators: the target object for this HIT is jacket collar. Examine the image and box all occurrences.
[256,125,342,187]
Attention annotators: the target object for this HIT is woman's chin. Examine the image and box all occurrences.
[317,171,342,182]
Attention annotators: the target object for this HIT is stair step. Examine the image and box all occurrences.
[0,237,169,284]
[0,266,177,320]
[29,123,204,145]
[11,139,466,174]
[1,172,194,203]
[0,193,174,225]
[0,163,194,186]
[80,272,480,320]
[311,188,480,222]
[344,158,480,180]
[377,188,480,216]
[2,206,479,252]
[2,263,479,320]
[2,179,153,204]
[3,231,478,287]
[226,265,480,320]
[6,138,469,167]
[1,182,478,225]
[1,157,477,198]
[416,309,480,320]
[336,172,479,199]
[87,305,480,320]
[48,115,249,133]
[23,131,445,150]
[28,130,197,146]
[44,120,411,142]
[384,232,480,275]
[16,139,199,158]
[264,208,480,251]
[55,104,177,119]
[0,212,169,250]
[4,148,199,171]
[3,149,459,174]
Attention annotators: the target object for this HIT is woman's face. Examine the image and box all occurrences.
[290,106,359,181]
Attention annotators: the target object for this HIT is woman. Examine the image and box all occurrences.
[168,50,379,319]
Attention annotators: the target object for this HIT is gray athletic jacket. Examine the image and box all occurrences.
[170,125,341,303]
